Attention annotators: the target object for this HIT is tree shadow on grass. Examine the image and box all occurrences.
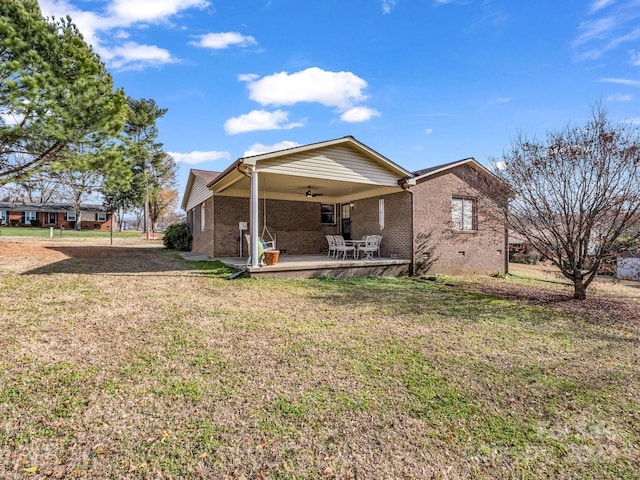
[20,245,201,276]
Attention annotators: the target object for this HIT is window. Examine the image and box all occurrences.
[65,212,76,221]
[0,210,7,224]
[96,212,107,222]
[452,197,476,231]
[22,211,37,224]
[321,204,335,224]
[379,198,385,230]
[200,203,206,231]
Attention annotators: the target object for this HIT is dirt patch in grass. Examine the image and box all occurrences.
[0,239,638,479]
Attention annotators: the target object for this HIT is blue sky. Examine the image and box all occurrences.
[39,0,640,208]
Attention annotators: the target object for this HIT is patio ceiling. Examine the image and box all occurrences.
[212,171,404,204]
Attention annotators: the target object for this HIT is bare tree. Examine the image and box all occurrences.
[491,104,640,299]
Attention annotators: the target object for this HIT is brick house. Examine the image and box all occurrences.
[182,136,507,276]
[0,202,116,231]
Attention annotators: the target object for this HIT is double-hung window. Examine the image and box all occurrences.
[65,212,76,221]
[321,204,335,224]
[96,212,107,222]
[22,211,37,224]
[0,210,7,224]
[452,197,476,231]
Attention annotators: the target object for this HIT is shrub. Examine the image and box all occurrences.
[163,223,192,251]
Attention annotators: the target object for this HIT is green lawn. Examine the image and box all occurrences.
[0,226,144,239]
[0,242,638,479]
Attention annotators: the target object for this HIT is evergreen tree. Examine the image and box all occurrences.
[0,0,126,183]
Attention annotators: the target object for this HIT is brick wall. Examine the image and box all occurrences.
[5,211,114,231]
[410,165,506,275]
[213,196,339,257]
[191,196,216,257]
[350,192,413,259]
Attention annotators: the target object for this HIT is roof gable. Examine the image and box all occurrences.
[412,158,498,182]
[181,169,220,210]
[209,136,412,200]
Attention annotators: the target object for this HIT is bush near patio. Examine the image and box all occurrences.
[162,222,192,251]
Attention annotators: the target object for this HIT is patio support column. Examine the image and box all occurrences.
[250,167,259,268]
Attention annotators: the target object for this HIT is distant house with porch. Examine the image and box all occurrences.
[181,136,507,277]
[0,202,116,231]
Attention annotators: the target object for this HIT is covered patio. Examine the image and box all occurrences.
[219,254,411,279]
[207,137,416,273]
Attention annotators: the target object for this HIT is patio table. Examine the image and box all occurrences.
[345,239,366,259]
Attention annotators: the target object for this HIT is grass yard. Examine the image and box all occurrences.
[0,238,638,479]
[0,226,144,240]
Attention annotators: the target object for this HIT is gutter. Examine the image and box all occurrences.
[207,158,244,189]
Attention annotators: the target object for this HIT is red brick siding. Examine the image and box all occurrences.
[5,211,114,231]
[410,165,506,275]
[350,192,413,259]
[191,197,216,257]
[212,197,339,257]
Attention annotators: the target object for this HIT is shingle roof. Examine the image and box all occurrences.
[191,169,221,185]
[0,202,107,212]
[412,158,476,177]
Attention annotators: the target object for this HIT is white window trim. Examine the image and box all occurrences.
[97,212,107,222]
[379,198,385,230]
[452,197,476,231]
[65,212,76,221]
[200,203,206,231]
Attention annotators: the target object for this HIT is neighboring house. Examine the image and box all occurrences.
[617,251,640,281]
[0,202,116,231]
[181,136,507,276]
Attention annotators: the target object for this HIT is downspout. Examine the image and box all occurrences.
[400,178,415,276]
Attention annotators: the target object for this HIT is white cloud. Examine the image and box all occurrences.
[0,110,24,126]
[340,106,381,123]
[241,67,369,110]
[382,0,398,14]
[630,49,640,65]
[243,141,300,157]
[572,1,640,61]
[491,97,512,104]
[600,77,640,87]
[491,161,507,171]
[106,0,210,25]
[425,128,433,135]
[590,0,616,13]
[169,150,230,165]
[606,93,633,101]
[190,32,257,49]
[224,110,305,135]
[105,42,177,70]
[39,0,210,70]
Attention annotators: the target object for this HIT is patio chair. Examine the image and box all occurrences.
[358,235,382,259]
[325,235,337,258]
[334,235,356,260]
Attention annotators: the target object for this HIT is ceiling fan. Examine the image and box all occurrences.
[305,186,324,198]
